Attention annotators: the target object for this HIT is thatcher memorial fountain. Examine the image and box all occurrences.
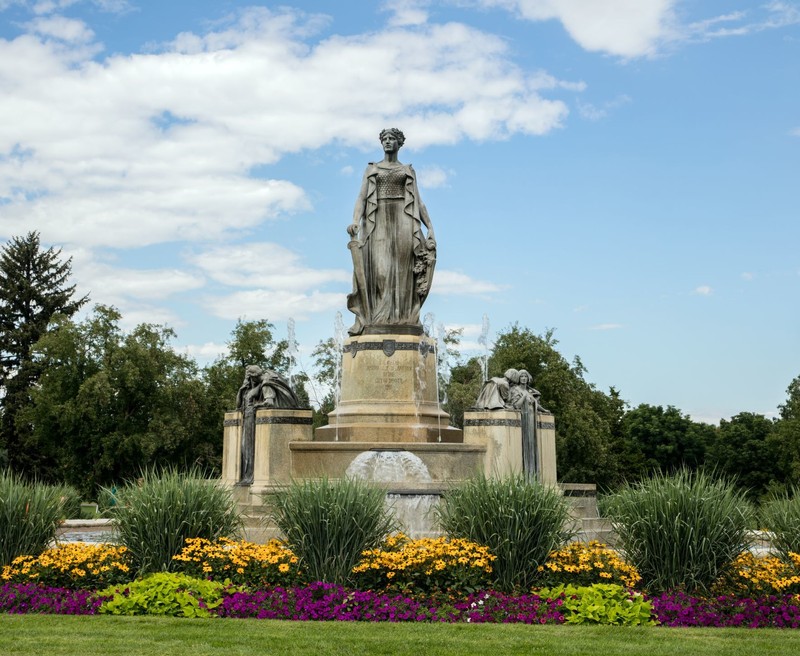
[221,129,557,536]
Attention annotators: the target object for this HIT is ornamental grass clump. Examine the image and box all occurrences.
[352,533,495,595]
[0,470,65,566]
[434,475,573,592]
[172,537,302,588]
[269,478,397,585]
[1,542,131,589]
[603,469,754,594]
[107,467,242,575]
[760,487,800,562]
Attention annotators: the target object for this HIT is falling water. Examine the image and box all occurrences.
[478,313,490,383]
[286,318,298,389]
[333,311,346,442]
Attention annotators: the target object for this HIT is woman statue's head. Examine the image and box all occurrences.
[518,370,532,386]
[379,127,405,150]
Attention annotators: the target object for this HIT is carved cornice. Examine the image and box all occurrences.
[343,339,435,358]
[255,416,313,425]
[464,418,522,427]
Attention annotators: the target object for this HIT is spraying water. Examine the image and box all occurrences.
[287,318,298,389]
[333,312,346,442]
[478,313,490,382]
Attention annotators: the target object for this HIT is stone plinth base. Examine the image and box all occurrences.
[289,441,485,487]
[462,409,558,484]
[316,333,462,443]
[222,408,313,501]
[463,410,523,478]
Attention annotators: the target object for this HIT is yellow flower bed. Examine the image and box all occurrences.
[538,541,641,589]
[171,537,301,588]
[1,543,131,589]
[352,533,495,594]
[714,552,800,597]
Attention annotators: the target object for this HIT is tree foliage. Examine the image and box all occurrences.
[0,232,88,472]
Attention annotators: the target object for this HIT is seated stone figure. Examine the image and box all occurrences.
[236,365,302,485]
[473,368,519,410]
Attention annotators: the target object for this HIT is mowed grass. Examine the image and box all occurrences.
[3,616,800,656]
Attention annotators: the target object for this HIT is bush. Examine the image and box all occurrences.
[269,478,397,585]
[538,541,641,589]
[98,572,226,617]
[760,489,800,562]
[0,470,64,566]
[49,484,81,519]
[1,542,131,589]
[434,475,573,592]
[106,467,242,574]
[352,533,495,595]
[172,537,302,588]
[713,551,800,597]
[602,469,754,594]
[537,583,655,626]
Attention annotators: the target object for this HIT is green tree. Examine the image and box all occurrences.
[620,404,716,479]
[707,412,784,500]
[770,375,800,485]
[442,357,483,429]
[0,232,88,473]
[22,305,214,495]
[488,325,625,488]
[309,337,339,429]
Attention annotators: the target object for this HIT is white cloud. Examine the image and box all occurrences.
[694,285,713,296]
[791,127,800,137]
[741,272,754,281]
[589,323,623,330]
[340,165,355,176]
[25,15,95,42]
[432,270,504,296]
[203,289,345,322]
[577,94,631,121]
[0,7,570,253]
[187,243,350,291]
[417,165,454,189]
[176,341,227,364]
[382,0,429,27]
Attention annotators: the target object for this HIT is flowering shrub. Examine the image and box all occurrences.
[538,541,641,589]
[712,551,800,597]
[1,543,131,589]
[217,581,565,623]
[351,533,495,594]
[537,583,655,626]
[652,591,800,628]
[98,572,227,617]
[171,537,302,588]
[0,582,104,615]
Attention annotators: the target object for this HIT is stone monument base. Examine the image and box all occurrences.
[315,333,463,443]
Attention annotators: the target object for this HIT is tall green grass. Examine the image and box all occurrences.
[269,478,397,585]
[106,468,242,574]
[760,487,800,562]
[435,475,573,591]
[0,470,64,566]
[602,469,754,594]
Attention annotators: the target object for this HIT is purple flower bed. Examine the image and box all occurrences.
[0,582,104,615]
[216,582,566,624]
[652,591,800,628]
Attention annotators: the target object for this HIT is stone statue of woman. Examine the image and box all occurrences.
[236,365,302,485]
[346,128,437,336]
[507,369,546,480]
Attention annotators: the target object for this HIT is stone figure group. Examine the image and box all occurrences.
[474,368,546,480]
[236,365,302,485]
[346,128,437,336]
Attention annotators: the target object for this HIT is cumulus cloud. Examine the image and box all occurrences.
[0,7,571,254]
[577,94,631,121]
[431,270,504,296]
[694,285,713,296]
[203,289,345,322]
[187,243,350,291]
[417,165,454,189]
[476,0,800,57]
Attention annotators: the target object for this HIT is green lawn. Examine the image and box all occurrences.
[3,615,800,656]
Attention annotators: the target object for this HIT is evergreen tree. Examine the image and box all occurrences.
[0,232,88,472]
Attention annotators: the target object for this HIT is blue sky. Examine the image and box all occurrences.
[0,0,798,424]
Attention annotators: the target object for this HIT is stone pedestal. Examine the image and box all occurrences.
[221,408,313,494]
[315,334,462,443]
[463,410,523,478]
[537,411,558,486]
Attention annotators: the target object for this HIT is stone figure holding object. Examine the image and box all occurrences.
[236,365,302,485]
[473,368,518,410]
[346,128,437,336]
